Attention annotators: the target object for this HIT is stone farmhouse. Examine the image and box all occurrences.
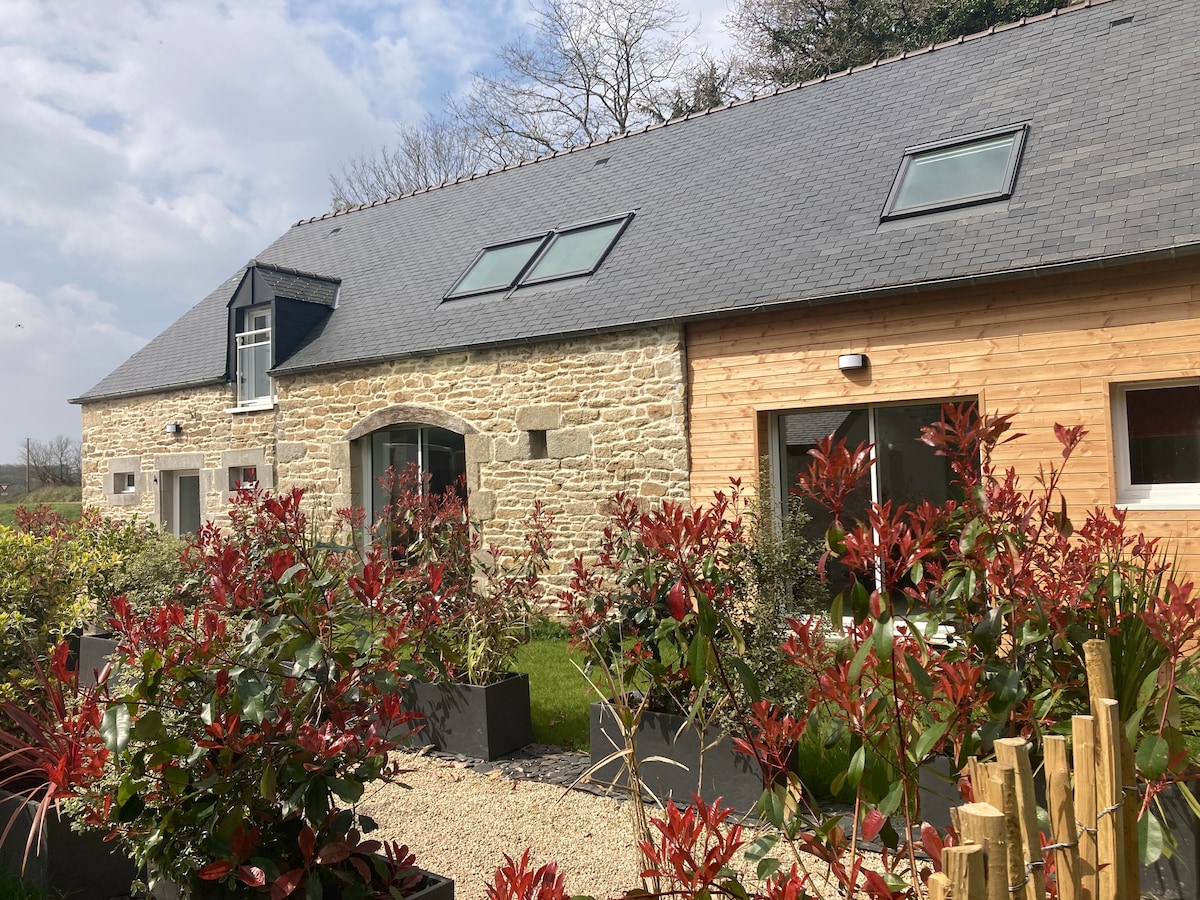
[75,0,1200,579]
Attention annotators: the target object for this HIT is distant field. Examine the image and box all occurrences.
[0,502,82,527]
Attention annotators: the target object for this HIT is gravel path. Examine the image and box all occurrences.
[359,749,888,900]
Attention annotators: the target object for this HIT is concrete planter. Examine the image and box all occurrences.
[78,631,120,687]
[588,701,767,814]
[0,787,139,899]
[400,673,533,761]
[151,867,453,899]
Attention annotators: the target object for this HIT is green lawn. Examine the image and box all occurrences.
[512,639,594,750]
[0,502,81,527]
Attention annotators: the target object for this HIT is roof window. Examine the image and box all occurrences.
[446,214,632,299]
[882,125,1028,220]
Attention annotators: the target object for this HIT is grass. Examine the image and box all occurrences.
[511,637,850,801]
[0,503,81,528]
[512,638,594,751]
[0,872,44,900]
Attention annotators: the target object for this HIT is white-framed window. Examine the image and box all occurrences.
[113,472,136,494]
[235,307,273,407]
[229,466,259,491]
[1113,381,1200,508]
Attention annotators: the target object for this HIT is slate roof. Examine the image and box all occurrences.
[76,0,1200,403]
[253,263,340,307]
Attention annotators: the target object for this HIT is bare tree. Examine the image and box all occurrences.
[330,116,485,211]
[21,435,81,487]
[330,0,712,207]
[451,0,699,166]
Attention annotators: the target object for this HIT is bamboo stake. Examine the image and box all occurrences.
[958,802,1010,900]
[1046,735,1081,900]
[1073,715,1098,900]
[944,844,986,899]
[995,737,1047,900]
[1095,698,1123,900]
[988,762,1030,898]
[1084,639,1139,899]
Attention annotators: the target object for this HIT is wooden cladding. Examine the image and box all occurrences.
[686,257,1200,577]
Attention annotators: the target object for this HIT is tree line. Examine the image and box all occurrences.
[0,436,82,495]
[331,0,1060,208]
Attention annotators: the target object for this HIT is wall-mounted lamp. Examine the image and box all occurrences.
[838,354,869,371]
[165,422,183,434]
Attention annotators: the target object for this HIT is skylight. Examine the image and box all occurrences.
[882,125,1028,220]
[523,217,629,284]
[446,214,632,299]
[446,234,551,298]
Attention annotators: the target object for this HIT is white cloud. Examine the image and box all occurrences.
[0,281,146,447]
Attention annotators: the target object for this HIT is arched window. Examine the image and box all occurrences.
[358,424,467,519]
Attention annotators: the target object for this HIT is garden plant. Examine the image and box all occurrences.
[521,404,1200,899]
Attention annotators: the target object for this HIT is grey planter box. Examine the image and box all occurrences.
[589,701,767,814]
[153,866,453,899]
[79,632,120,687]
[400,673,532,761]
[0,787,139,899]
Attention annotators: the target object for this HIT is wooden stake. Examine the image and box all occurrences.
[1073,715,1098,900]
[995,737,1047,900]
[944,844,986,899]
[958,802,1010,900]
[988,762,1030,899]
[1084,639,1139,899]
[1046,734,1081,900]
[928,871,951,900]
[1095,698,1123,900]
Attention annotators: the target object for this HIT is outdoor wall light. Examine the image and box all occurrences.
[165,423,182,434]
[838,354,869,371]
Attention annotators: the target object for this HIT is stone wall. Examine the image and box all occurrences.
[81,325,691,582]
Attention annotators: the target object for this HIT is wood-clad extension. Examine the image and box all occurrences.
[686,256,1200,577]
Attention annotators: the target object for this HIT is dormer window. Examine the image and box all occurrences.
[882,125,1028,220]
[236,307,273,407]
[225,262,339,412]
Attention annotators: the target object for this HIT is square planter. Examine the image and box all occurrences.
[79,631,120,687]
[0,787,139,898]
[589,701,766,814]
[400,673,532,761]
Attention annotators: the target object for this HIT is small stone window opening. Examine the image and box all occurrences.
[114,472,136,494]
[528,430,548,460]
[230,465,259,491]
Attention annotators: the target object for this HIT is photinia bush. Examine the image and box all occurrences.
[69,487,430,898]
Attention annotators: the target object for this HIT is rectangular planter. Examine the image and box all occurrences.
[0,787,139,898]
[589,701,766,814]
[153,866,453,899]
[400,673,532,761]
[79,632,120,687]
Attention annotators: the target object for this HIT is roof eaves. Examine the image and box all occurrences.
[293,0,1124,229]
[70,375,228,406]
[273,241,1200,381]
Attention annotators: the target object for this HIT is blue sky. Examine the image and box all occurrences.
[0,0,732,456]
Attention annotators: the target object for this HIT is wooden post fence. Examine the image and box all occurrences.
[935,639,1139,899]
